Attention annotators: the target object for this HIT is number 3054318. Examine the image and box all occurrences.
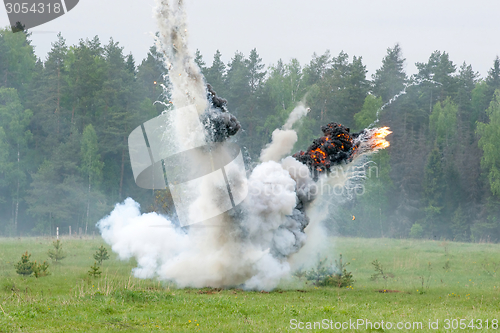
[443,319,498,330]
[5,2,62,14]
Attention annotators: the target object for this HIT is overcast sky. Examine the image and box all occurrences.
[1,0,499,78]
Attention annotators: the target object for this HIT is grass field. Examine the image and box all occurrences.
[0,236,499,332]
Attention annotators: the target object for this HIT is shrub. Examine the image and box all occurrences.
[409,223,424,238]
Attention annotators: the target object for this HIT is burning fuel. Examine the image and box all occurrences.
[293,123,391,179]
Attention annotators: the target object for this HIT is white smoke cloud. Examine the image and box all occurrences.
[259,103,310,163]
[97,160,302,290]
[97,198,189,279]
[283,103,310,130]
[259,129,298,163]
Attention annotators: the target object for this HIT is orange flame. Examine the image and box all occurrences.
[371,127,392,149]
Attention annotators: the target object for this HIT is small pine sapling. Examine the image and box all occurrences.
[293,268,306,280]
[15,251,33,276]
[88,261,102,278]
[305,254,354,288]
[370,259,394,281]
[325,254,354,288]
[32,261,50,278]
[93,245,110,265]
[48,240,66,263]
[305,256,332,285]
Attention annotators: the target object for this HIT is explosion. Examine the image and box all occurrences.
[293,123,392,179]
[97,0,392,291]
[293,123,356,179]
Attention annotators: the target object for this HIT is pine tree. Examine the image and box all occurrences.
[15,251,33,276]
[26,129,86,234]
[80,124,104,234]
[98,39,145,202]
[486,57,500,92]
[93,245,110,265]
[372,44,407,103]
[88,261,102,278]
[27,33,69,152]
[0,127,8,208]
[429,97,458,147]
[137,44,169,115]
[225,51,250,107]
[32,260,50,278]
[456,62,479,125]
[65,37,105,130]
[415,51,457,102]
[0,87,33,234]
[314,51,369,126]
[246,48,266,93]
[0,28,36,94]
[205,50,226,93]
[303,50,332,86]
[194,49,206,72]
[48,239,66,262]
[423,147,446,236]
[477,90,500,197]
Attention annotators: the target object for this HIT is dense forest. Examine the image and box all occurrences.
[1,28,499,242]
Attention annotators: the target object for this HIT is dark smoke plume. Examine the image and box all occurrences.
[207,84,228,111]
[201,84,241,142]
[293,122,358,179]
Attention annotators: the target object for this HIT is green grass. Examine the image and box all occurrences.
[1,237,499,332]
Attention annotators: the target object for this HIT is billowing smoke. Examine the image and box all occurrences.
[260,103,308,163]
[97,0,391,290]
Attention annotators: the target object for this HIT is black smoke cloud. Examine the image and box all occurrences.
[201,84,241,142]
[293,122,362,179]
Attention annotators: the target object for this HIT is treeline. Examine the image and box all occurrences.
[0,29,166,235]
[1,28,499,242]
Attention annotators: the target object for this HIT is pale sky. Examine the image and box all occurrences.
[1,0,499,78]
